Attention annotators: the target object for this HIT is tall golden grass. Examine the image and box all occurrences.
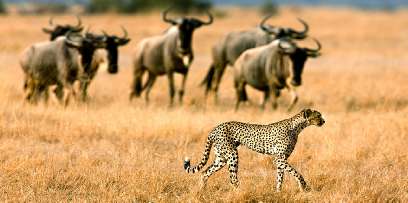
[0,7,407,202]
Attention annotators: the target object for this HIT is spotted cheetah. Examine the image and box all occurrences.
[184,108,325,192]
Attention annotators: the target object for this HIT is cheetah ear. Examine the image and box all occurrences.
[303,109,313,118]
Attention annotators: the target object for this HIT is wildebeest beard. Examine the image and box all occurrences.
[289,49,308,86]
[178,31,193,55]
[177,20,198,56]
[79,46,98,75]
[288,39,322,86]
[105,41,119,74]
[86,27,130,74]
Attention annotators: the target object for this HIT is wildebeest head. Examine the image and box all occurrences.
[162,8,213,55]
[260,15,309,40]
[65,32,106,73]
[86,26,131,74]
[42,16,84,41]
[278,38,321,86]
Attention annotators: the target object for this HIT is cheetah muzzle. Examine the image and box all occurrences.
[183,108,325,192]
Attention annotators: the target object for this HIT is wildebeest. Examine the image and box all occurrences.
[233,38,321,111]
[202,15,309,102]
[22,16,85,98]
[78,27,130,101]
[42,16,84,40]
[20,32,106,105]
[42,18,131,101]
[130,8,213,105]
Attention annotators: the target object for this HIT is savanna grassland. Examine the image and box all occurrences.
[0,7,407,202]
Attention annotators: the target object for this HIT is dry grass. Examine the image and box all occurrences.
[0,7,407,202]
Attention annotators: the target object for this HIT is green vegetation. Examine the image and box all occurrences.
[260,0,278,16]
[87,0,213,14]
[0,0,6,14]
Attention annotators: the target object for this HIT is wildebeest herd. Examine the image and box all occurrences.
[20,8,322,110]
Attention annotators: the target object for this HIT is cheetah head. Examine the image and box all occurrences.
[303,108,325,127]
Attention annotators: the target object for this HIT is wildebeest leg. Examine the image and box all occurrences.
[40,86,50,105]
[24,77,35,103]
[79,79,90,102]
[54,82,64,104]
[63,87,71,107]
[234,81,245,111]
[167,72,176,106]
[63,84,76,107]
[143,72,156,104]
[28,83,41,105]
[179,72,188,104]
[29,79,48,105]
[241,84,248,102]
[287,86,298,112]
[269,86,279,110]
[261,90,270,110]
[31,83,48,105]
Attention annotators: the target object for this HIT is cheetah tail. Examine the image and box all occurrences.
[184,138,213,174]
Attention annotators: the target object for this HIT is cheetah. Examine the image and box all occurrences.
[184,108,325,192]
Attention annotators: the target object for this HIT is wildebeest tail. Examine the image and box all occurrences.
[184,138,213,174]
[130,42,146,99]
[200,63,215,92]
[130,69,145,100]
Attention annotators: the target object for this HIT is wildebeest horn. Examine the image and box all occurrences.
[49,17,54,26]
[121,25,128,39]
[305,38,321,53]
[75,15,82,28]
[102,30,108,36]
[72,15,83,32]
[42,28,53,33]
[43,17,55,33]
[200,11,214,25]
[162,7,178,25]
[85,26,91,35]
[292,18,308,38]
[84,26,97,40]
[259,14,275,34]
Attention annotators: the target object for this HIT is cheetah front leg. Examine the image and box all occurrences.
[275,158,310,192]
[226,150,239,188]
[276,167,284,192]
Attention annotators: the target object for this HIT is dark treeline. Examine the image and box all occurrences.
[0,0,5,13]
[87,0,213,14]
[1,0,278,15]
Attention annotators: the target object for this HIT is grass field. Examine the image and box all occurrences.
[0,7,407,202]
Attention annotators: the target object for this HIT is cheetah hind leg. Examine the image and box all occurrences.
[200,149,226,189]
[200,145,227,189]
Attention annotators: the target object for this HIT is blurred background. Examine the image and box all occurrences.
[1,0,408,15]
